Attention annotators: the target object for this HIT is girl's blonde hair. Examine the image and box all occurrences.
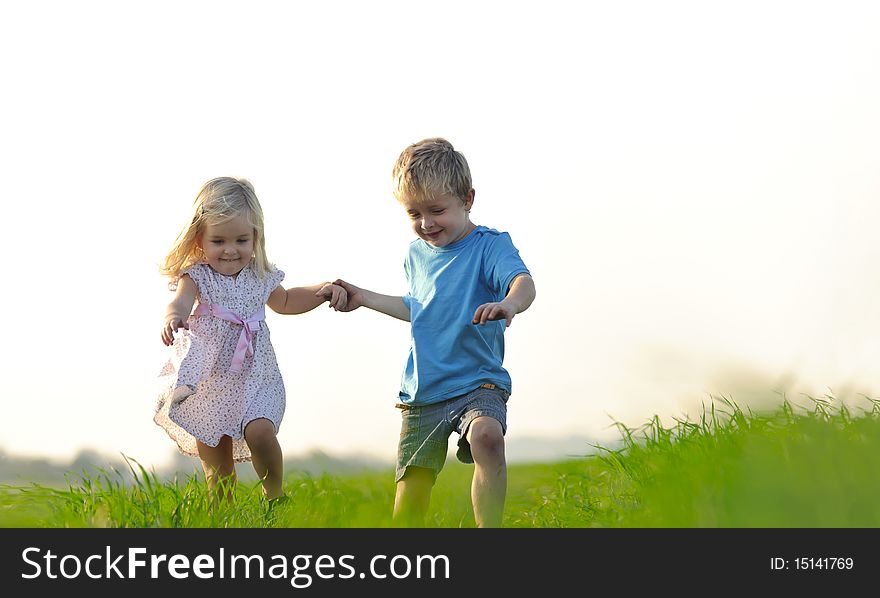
[161,177,273,285]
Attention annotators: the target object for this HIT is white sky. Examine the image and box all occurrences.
[2,1,879,469]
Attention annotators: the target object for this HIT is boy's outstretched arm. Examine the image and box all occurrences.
[472,273,536,327]
[333,279,410,322]
[267,282,347,315]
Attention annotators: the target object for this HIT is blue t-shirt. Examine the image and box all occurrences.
[399,225,531,405]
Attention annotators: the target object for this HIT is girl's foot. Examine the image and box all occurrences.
[267,495,291,516]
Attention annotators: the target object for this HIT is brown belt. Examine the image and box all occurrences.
[395,383,499,410]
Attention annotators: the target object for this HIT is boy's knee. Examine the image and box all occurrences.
[399,466,435,489]
[468,419,505,461]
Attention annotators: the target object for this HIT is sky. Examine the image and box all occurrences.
[2,1,879,470]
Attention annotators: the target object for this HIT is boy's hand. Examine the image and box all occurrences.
[331,279,365,312]
[315,283,348,311]
[472,300,518,327]
[161,316,188,346]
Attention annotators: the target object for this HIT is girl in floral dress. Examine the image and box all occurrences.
[155,177,346,503]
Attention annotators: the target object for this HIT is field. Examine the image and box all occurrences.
[3,396,879,528]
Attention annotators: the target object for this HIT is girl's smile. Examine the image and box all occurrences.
[198,213,255,276]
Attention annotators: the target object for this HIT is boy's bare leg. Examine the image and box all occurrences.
[393,466,434,527]
[244,418,284,500]
[197,436,236,505]
[467,417,507,528]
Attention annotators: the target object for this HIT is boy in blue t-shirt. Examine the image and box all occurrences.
[335,138,536,527]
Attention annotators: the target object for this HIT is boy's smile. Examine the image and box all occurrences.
[401,190,476,248]
[198,213,255,276]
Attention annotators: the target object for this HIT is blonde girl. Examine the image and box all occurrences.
[154,177,345,503]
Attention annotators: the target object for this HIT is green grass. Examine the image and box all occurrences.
[601,394,880,527]
[3,394,879,527]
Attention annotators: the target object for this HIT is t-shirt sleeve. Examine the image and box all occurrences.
[402,255,413,309]
[484,233,531,299]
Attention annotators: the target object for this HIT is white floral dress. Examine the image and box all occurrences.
[154,262,286,462]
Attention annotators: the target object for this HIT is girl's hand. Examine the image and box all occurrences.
[331,279,364,312]
[472,300,518,327]
[161,316,189,346]
[315,283,348,311]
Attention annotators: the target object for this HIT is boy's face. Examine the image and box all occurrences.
[401,189,475,247]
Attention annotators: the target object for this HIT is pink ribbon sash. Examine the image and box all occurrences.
[193,303,266,373]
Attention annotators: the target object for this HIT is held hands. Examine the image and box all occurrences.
[473,299,519,327]
[161,315,188,346]
[326,280,409,321]
[328,279,364,312]
[315,283,348,311]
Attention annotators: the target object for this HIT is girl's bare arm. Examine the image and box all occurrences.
[161,274,198,345]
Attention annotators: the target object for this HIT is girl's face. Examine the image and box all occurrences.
[401,189,475,247]
[198,212,255,276]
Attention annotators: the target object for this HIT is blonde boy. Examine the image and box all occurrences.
[335,138,536,527]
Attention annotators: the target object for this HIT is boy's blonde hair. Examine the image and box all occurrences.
[392,137,472,204]
[161,177,273,284]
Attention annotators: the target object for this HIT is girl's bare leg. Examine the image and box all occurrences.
[197,436,236,504]
[244,418,284,500]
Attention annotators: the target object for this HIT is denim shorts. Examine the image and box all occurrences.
[395,384,509,483]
